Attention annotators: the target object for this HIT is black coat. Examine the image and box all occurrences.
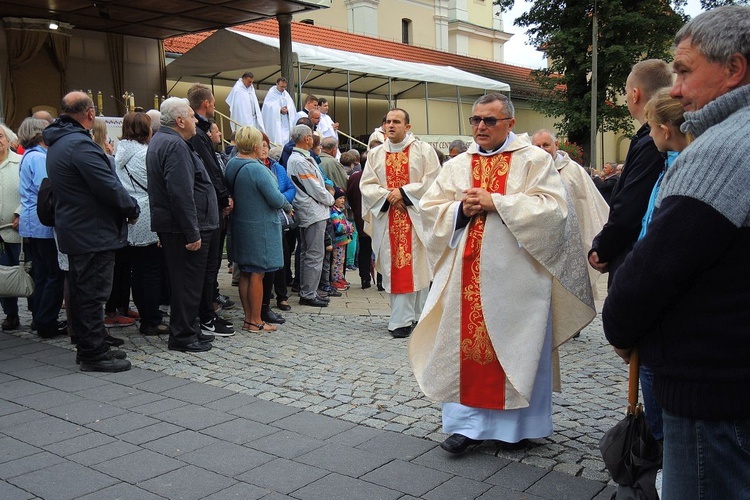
[44,116,139,254]
[189,113,230,209]
[146,127,219,242]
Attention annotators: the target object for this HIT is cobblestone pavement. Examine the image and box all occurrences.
[6,270,626,486]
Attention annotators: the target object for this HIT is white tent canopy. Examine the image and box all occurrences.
[166,28,510,100]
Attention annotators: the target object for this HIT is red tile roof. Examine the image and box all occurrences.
[163,19,542,98]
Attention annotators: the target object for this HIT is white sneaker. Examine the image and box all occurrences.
[200,318,235,337]
[655,469,663,499]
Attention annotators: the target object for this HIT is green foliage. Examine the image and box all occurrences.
[558,140,585,165]
[496,0,687,160]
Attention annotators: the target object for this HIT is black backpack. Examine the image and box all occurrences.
[37,177,55,227]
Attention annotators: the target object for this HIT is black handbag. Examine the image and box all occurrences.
[278,209,298,232]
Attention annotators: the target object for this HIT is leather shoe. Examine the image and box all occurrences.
[76,349,126,364]
[197,332,215,342]
[276,300,292,312]
[104,334,125,347]
[79,356,131,373]
[262,306,286,324]
[300,297,329,307]
[361,280,371,290]
[440,433,483,454]
[168,340,213,352]
[389,326,412,338]
[2,315,20,331]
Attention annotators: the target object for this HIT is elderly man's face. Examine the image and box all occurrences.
[471,100,515,151]
[603,163,616,176]
[308,110,321,125]
[670,38,737,112]
[532,131,558,158]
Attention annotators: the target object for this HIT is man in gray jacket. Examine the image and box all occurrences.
[147,97,219,352]
[287,125,334,307]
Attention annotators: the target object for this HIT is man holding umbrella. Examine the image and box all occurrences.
[603,6,750,498]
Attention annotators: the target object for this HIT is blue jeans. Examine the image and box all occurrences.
[640,364,664,441]
[0,242,21,316]
[662,410,750,499]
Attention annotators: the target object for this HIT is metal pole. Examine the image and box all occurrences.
[347,70,353,150]
[297,62,303,110]
[456,86,463,136]
[424,82,430,134]
[590,0,598,169]
[388,77,392,108]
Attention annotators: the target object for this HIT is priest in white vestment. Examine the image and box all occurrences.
[361,108,441,338]
[317,98,339,140]
[532,128,609,296]
[261,77,297,146]
[225,71,265,133]
[410,93,595,454]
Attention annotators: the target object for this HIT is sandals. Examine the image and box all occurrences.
[243,320,277,332]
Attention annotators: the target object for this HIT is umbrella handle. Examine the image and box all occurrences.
[627,349,641,414]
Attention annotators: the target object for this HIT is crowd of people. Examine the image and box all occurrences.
[0,6,748,497]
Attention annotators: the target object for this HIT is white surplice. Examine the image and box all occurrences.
[225,78,265,133]
[261,87,297,146]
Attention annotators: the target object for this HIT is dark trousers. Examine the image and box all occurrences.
[105,246,131,314]
[161,231,210,345]
[130,244,163,327]
[199,227,221,324]
[262,237,289,306]
[357,234,373,283]
[0,242,21,316]
[68,251,115,359]
[284,227,298,284]
[27,238,65,331]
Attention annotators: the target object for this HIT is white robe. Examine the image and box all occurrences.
[261,87,297,146]
[360,135,441,294]
[410,135,595,438]
[225,79,265,133]
[555,151,609,297]
[318,113,338,139]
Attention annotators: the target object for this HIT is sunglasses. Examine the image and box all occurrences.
[468,116,512,127]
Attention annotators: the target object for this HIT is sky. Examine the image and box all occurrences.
[501,0,705,68]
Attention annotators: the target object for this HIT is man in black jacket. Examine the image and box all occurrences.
[589,59,671,285]
[186,84,235,337]
[45,91,139,372]
[147,97,219,352]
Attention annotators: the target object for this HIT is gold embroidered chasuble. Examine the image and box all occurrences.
[410,134,596,410]
[360,135,441,294]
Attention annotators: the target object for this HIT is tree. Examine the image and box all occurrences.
[496,0,687,164]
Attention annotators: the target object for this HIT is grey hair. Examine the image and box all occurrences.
[321,137,338,151]
[16,118,48,148]
[473,93,515,118]
[533,128,557,142]
[448,139,467,153]
[675,6,750,64]
[146,109,161,132]
[160,97,190,128]
[291,125,312,143]
[0,123,17,145]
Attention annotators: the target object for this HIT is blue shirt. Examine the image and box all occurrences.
[18,146,54,239]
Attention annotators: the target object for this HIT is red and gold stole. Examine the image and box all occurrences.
[460,152,511,409]
[385,146,414,294]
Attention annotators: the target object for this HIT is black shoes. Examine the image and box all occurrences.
[2,315,20,331]
[262,306,286,324]
[140,323,170,336]
[389,325,413,338]
[76,349,126,364]
[168,340,212,352]
[276,300,292,312]
[361,280,371,290]
[197,332,215,342]
[440,433,484,454]
[104,334,125,347]
[200,317,235,337]
[78,351,132,372]
[38,321,68,339]
[300,297,329,307]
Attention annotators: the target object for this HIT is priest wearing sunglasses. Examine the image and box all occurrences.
[411,93,596,454]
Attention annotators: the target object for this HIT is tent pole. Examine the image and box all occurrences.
[424,82,430,134]
[456,86,462,136]
[347,70,352,150]
[277,14,294,92]
[388,78,392,108]
[297,63,303,109]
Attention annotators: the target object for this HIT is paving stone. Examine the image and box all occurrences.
[0,479,35,500]
[179,441,274,476]
[43,373,109,392]
[161,381,237,405]
[245,430,326,459]
[206,393,259,412]
[117,421,183,445]
[139,465,236,499]
[44,399,127,426]
[326,424,384,447]
[76,482,165,500]
[485,461,548,491]
[97,367,163,385]
[0,450,66,479]
[9,461,119,500]
[272,411,356,439]
[356,429,437,460]
[92,448,184,483]
[296,443,392,478]
[235,458,328,494]
[4,416,88,447]
[151,405,236,431]
[76,382,145,403]
[44,432,116,457]
[133,374,193,393]
[292,472,402,500]
[361,459,452,496]
[10,364,72,382]
[477,486,548,500]
[422,475,493,500]
[526,470,607,500]
[201,417,278,444]
[142,429,220,457]
[412,447,511,481]
[128,396,189,415]
[0,379,52,399]
[0,436,42,464]
[84,411,159,436]
[229,400,301,424]
[12,389,84,411]
[203,481,271,499]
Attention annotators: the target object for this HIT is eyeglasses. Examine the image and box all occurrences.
[469,116,512,127]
